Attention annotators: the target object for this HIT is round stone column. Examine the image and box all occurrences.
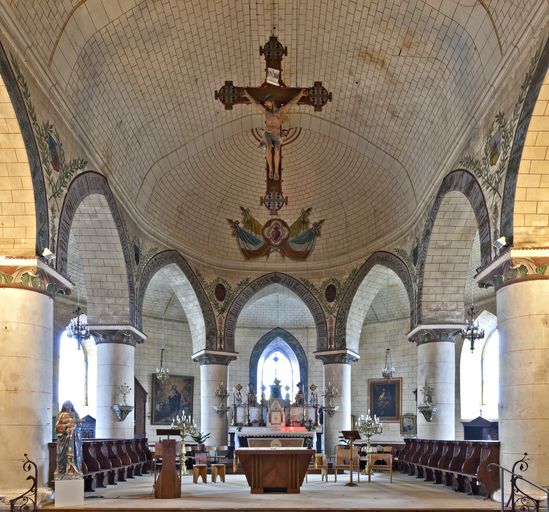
[315,350,359,457]
[409,326,457,440]
[498,278,549,493]
[0,258,71,497]
[193,350,236,446]
[92,326,145,439]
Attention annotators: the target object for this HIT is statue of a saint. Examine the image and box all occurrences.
[55,401,84,479]
[243,89,308,180]
[294,381,305,406]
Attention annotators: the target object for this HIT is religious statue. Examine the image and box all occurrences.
[247,383,257,407]
[309,383,318,407]
[294,381,305,406]
[233,383,243,407]
[55,400,84,479]
[243,88,308,180]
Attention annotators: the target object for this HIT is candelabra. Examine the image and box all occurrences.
[461,303,485,352]
[213,382,230,416]
[111,382,134,421]
[171,411,197,475]
[322,381,339,416]
[357,410,383,455]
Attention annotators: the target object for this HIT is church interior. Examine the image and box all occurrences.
[0,1,548,510]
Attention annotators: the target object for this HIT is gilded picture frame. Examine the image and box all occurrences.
[368,377,402,422]
[151,374,194,425]
[400,413,417,436]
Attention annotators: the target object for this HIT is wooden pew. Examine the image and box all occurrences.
[399,439,500,499]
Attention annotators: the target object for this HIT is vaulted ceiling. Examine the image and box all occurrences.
[2,0,546,269]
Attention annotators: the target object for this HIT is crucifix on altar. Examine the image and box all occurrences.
[214,36,332,215]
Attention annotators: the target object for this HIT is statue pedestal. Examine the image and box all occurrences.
[55,479,84,507]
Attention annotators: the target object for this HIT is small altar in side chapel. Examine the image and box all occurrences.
[228,378,323,452]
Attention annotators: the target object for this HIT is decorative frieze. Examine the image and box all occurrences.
[192,349,238,366]
[314,349,360,365]
[90,324,146,347]
[0,256,72,297]
[476,248,549,289]
[407,324,462,346]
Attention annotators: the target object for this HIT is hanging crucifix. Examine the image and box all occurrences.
[214,36,332,214]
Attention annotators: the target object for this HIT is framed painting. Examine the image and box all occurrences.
[151,374,194,425]
[368,378,402,422]
[400,413,417,436]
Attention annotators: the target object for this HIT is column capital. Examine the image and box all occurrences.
[0,256,73,296]
[476,247,549,290]
[407,324,462,345]
[314,349,360,364]
[90,324,146,347]
[192,349,238,365]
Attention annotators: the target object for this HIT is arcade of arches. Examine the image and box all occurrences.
[0,1,548,507]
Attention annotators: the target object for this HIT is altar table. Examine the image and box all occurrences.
[236,447,314,494]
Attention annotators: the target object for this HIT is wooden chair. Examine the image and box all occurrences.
[366,451,393,483]
[334,445,360,483]
[192,451,208,484]
[305,453,328,482]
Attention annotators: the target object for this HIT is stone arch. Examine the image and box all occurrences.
[224,273,327,353]
[501,40,549,246]
[136,250,216,352]
[335,251,415,352]
[417,170,491,324]
[56,171,135,323]
[0,42,48,254]
[248,327,308,398]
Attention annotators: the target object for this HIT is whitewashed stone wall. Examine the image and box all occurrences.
[135,315,200,440]
[352,317,417,442]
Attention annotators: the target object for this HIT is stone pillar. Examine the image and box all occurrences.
[315,350,359,457]
[91,326,146,439]
[498,278,549,492]
[476,248,549,497]
[192,350,237,446]
[0,258,71,497]
[408,326,458,440]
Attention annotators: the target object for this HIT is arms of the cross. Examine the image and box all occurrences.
[214,36,332,112]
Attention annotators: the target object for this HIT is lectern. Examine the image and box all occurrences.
[154,431,181,498]
[341,430,361,487]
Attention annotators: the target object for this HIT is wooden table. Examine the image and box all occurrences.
[365,452,393,482]
[236,447,314,494]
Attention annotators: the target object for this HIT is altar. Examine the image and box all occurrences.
[236,447,315,494]
[229,426,323,452]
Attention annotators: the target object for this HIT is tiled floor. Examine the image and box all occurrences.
[46,472,501,511]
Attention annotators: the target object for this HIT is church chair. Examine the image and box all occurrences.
[366,451,393,483]
[192,451,208,484]
[333,445,360,483]
[305,453,328,483]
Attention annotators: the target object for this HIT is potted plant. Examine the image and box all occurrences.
[190,431,211,450]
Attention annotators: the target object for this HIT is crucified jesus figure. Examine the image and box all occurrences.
[243,88,308,180]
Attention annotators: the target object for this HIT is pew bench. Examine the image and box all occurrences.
[399,438,500,499]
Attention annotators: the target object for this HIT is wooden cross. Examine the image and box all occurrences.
[214,36,332,215]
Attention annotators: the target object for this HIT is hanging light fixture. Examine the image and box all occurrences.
[461,274,485,352]
[66,291,90,350]
[156,316,170,384]
[461,303,485,352]
[381,348,395,380]
[381,269,395,380]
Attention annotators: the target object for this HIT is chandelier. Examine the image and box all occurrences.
[156,317,170,383]
[381,348,395,380]
[66,306,90,350]
[461,303,485,352]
